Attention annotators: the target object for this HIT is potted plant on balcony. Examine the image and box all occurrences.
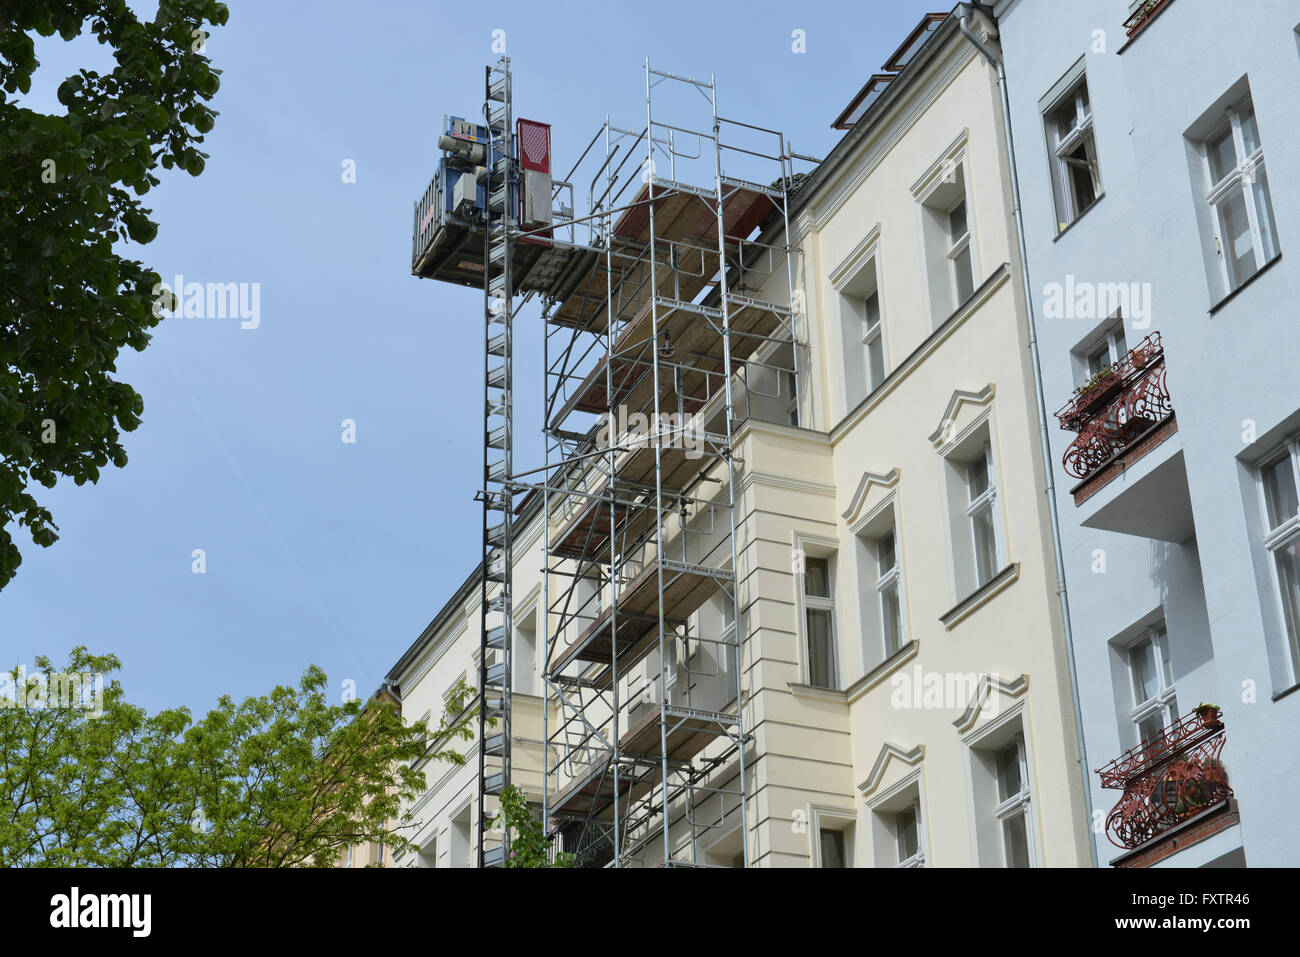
[1194,702,1222,729]
[1130,343,1151,371]
[1072,366,1124,420]
[1200,756,1229,786]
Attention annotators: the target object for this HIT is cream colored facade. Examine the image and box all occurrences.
[387,8,1091,867]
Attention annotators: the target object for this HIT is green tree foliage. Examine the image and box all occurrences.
[0,647,475,867]
[493,784,573,868]
[0,0,230,590]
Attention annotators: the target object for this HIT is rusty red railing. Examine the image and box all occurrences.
[1096,707,1232,850]
[1123,0,1175,38]
[1055,332,1173,481]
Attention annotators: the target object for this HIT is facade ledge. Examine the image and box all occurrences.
[1208,252,1282,316]
[787,682,850,705]
[829,264,1012,443]
[846,639,920,704]
[939,563,1020,630]
[1050,192,1106,244]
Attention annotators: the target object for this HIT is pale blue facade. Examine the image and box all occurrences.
[991,0,1300,865]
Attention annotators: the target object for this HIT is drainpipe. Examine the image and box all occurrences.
[959,6,1099,868]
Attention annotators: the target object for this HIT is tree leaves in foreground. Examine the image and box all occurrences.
[0,0,229,591]
[494,784,573,868]
[0,647,475,867]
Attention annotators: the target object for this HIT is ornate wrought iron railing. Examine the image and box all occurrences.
[1123,0,1174,38]
[1096,706,1232,850]
[1055,332,1173,481]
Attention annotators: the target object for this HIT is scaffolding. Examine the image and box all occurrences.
[538,62,810,867]
[413,55,813,867]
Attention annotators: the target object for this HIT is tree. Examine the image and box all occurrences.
[0,647,475,867]
[493,784,574,868]
[0,0,230,590]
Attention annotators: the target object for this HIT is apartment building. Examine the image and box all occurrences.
[389,5,1102,867]
[991,0,1300,866]
[759,6,1092,867]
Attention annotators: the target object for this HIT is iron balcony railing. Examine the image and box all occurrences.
[1122,0,1174,38]
[1096,706,1232,850]
[1055,331,1173,481]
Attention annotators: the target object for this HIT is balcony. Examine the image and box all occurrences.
[1056,332,1178,504]
[1122,0,1175,39]
[1096,707,1234,861]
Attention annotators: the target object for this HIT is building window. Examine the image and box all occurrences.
[782,370,799,427]
[946,193,975,306]
[801,555,838,689]
[1045,75,1101,231]
[1259,441,1300,680]
[1198,94,1279,295]
[994,737,1032,868]
[835,249,886,411]
[514,606,538,696]
[917,152,977,325]
[1083,320,1128,377]
[819,828,847,868]
[863,289,886,392]
[876,525,904,657]
[894,802,923,867]
[1129,626,1178,744]
[966,444,1001,588]
[868,777,926,868]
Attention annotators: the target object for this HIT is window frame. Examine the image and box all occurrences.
[875,523,905,658]
[782,370,800,427]
[1084,321,1129,378]
[796,544,840,690]
[1256,439,1300,683]
[993,735,1034,868]
[965,443,1003,589]
[1128,625,1178,744]
[862,288,887,393]
[1199,97,1277,294]
[945,192,975,306]
[894,799,924,868]
[1045,75,1102,230]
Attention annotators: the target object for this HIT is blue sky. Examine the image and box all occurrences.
[1,0,948,715]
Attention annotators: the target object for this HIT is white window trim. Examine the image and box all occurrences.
[862,288,887,393]
[809,804,858,868]
[894,799,925,868]
[910,134,979,325]
[1047,77,1101,227]
[961,700,1042,868]
[1128,625,1177,742]
[966,442,1003,588]
[993,734,1035,868]
[1257,438,1300,685]
[793,532,840,689]
[875,523,905,659]
[945,192,974,305]
[1083,320,1129,378]
[1200,98,1273,293]
[864,766,929,869]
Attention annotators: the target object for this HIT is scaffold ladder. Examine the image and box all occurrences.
[478,55,514,869]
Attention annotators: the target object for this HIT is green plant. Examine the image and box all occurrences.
[1195,702,1219,713]
[492,784,574,868]
[0,646,472,866]
[0,0,230,590]
[1075,365,1117,400]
